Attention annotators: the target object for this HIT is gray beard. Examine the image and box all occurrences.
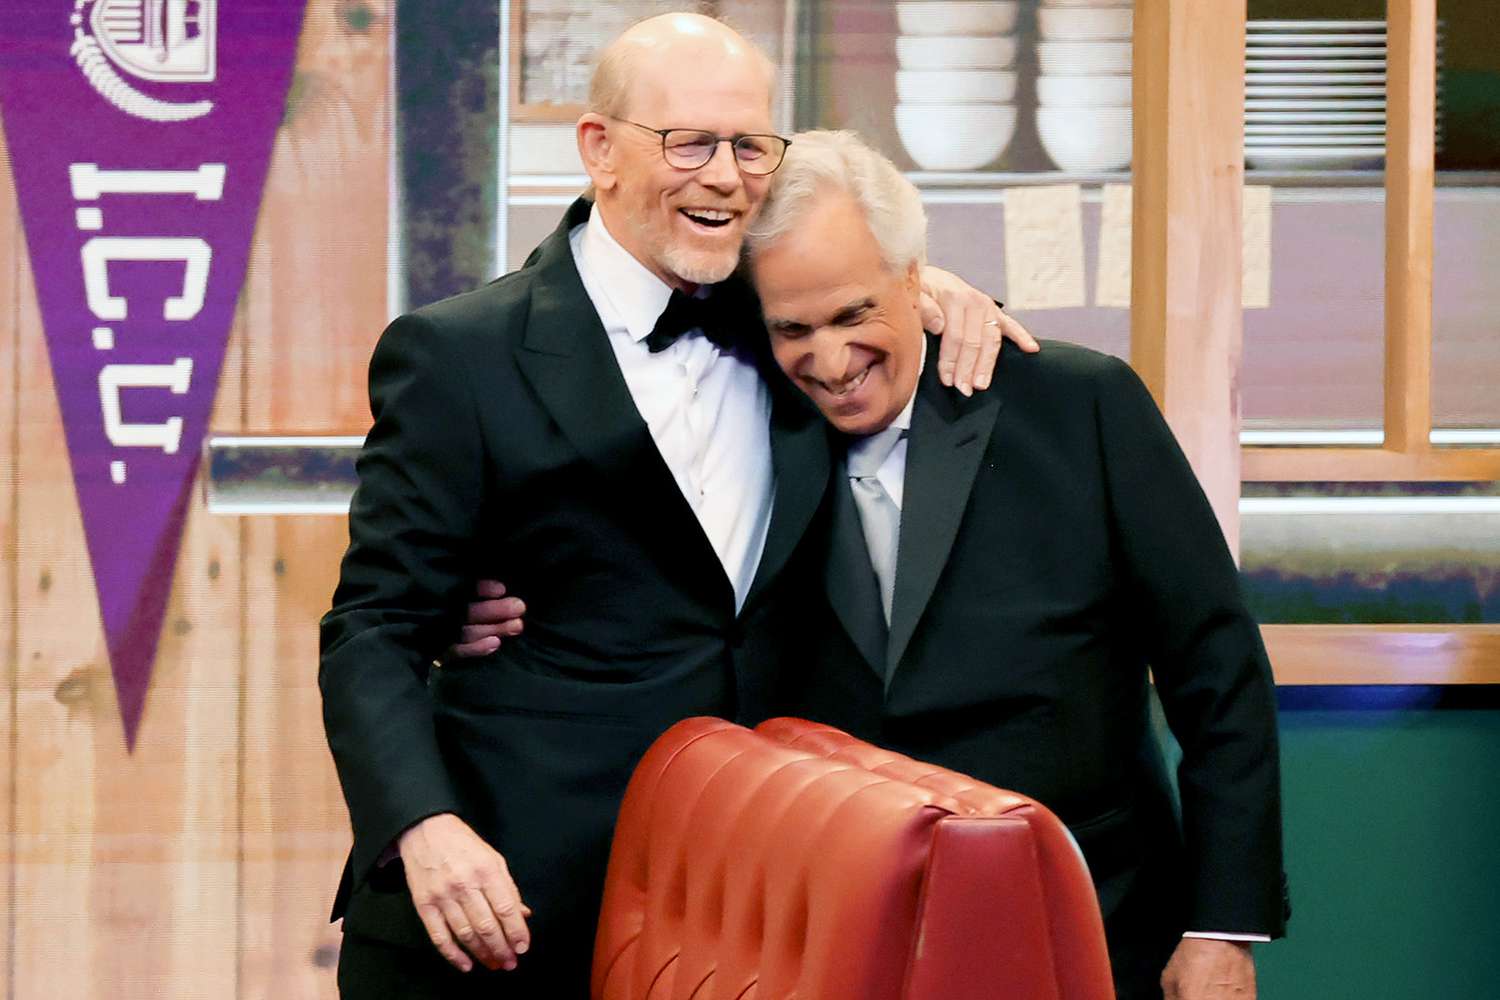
[661,241,740,286]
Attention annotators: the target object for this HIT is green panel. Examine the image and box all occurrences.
[1259,699,1500,999]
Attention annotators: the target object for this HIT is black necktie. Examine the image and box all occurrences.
[645,289,739,353]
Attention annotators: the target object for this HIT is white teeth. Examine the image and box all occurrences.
[825,367,871,397]
[684,209,733,222]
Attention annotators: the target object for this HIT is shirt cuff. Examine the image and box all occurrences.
[1182,931,1272,943]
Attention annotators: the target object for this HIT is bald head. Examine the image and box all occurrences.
[589,13,776,119]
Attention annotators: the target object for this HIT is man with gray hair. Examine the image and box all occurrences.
[745,130,1289,1000]
[319,13,1035,998]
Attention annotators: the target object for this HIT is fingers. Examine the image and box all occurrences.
[400,815,532,974]
[483,879,532,964]
[460,620,522,645]
[416,899,474,973]
[467,596,526,626]
[459,886,517,971]
[971,318,1004,392]
[949,304,984,397]
[997,311,1040,354]
[475,579,507,599]
[448,636,501,659]
[935,300,968,389]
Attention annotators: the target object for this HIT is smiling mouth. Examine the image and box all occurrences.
[817,365,873,399]
[680,208,736,229]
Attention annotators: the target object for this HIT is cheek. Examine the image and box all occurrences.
[769,342,798,378]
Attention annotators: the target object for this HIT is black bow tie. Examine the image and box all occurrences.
[645,289,740,353]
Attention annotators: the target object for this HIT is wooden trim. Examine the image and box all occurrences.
[1130,0,1246,553]
[1265,625,1500,686]
[1241,446,1500,482]
[1384,0,1437,457]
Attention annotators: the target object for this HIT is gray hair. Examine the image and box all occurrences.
[745,129,927,271]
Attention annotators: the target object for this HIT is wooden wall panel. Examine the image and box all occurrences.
[0,124,18,1000]
[7,145,244,1000]
[12,155,107,999]
[238,4,391,997]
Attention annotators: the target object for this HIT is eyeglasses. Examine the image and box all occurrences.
[609,117,792,176]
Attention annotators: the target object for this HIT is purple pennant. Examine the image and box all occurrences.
[0,1,308,748]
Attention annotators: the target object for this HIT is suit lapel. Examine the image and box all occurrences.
[886,342,1004,674]
[742,359,831,615]
[513,199,735,610]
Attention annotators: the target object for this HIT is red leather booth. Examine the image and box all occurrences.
[593,716,1115,1000]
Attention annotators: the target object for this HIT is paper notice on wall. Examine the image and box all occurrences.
[1095,183,1134,308]
[1002,184,1086,310]
[1242,185,1273,309]
[1088,184,1274,309]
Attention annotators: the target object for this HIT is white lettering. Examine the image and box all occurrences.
[98,358,194,454]
[70,164,226,202]
[81,237,212,321]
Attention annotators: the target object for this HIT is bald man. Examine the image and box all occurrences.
[319,14,1030,998]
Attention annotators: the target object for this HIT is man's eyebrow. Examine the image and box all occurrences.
[764,297,876,333]
[764,315,808,332]
[829,297,876,324]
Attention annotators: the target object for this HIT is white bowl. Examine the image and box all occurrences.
[1037,40,1131,75]
[1036,106,1132,172]
[895,104,1019,170]
[896,1,1019,36]
[897,34,1019,70]
[1036,73,1131,106]
[1038,6,1133,40]
[897,69,1018,103]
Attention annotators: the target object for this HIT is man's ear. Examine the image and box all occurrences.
[904,261,923,307]
[577,114,618,194]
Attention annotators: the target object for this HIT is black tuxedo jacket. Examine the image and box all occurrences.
[319,198,829,992]
[782,338,1287,994]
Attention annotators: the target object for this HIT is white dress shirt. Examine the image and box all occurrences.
[844,348,1268,944]
[570,206,774,612]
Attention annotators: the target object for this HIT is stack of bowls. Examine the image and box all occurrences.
[893,2,1020,170]
[1035,0,1133,173]
[1246,19,1444,171]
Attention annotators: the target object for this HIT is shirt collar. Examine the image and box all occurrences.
[577,204,676,344]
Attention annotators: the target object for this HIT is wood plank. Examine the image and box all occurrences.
[1241,446,1500,482]
[0,118,19,1000]
[11,143,107,999]
[8,113,243,1000]
[1265,625,1500,686]
[1383,0,1437,456]
[238,4,392,996]
[1130,0,1247,554]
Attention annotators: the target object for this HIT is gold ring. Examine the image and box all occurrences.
[983,319,1001,326]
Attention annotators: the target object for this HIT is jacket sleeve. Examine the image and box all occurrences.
[319,311,487,884]
[1093,354,1288,937]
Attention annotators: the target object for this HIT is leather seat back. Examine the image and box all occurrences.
[593,716,1114,1000]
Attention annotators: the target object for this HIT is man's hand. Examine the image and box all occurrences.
[399,813,533,973]
[446,580,525,659]
[1161,938,1256,1000]
[919,264,1040,396]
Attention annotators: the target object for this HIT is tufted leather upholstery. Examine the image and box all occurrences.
[592,717,1114,1000]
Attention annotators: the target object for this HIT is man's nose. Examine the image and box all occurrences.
[806,332,853,382]
[696,140,742,191]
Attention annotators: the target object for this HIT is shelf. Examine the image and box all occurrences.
[504,170,1500,196]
